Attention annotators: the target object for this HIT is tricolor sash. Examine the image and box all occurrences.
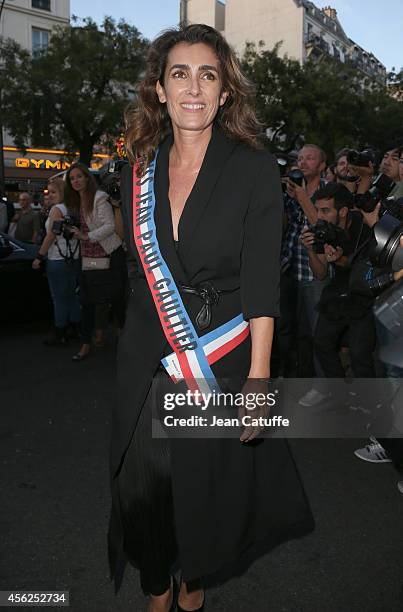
[161,314,249,383]
[132,152,249,393]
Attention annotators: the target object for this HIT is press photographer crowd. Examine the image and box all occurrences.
[2,141,403,490]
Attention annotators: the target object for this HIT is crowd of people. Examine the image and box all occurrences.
[7,164,128,359]
[2,21,402,610]
[276,141,403,493]
[3,137,403,494]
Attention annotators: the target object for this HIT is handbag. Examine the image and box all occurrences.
[82,256,110,271]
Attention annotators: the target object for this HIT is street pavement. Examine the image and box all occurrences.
[1,322,403,612]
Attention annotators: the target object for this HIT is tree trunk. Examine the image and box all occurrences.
[78,142,94,167]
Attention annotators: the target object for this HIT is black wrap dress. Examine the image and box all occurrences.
[108,125,314,594]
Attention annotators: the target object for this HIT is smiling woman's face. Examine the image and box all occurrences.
[155,42,228,134]
[47,183,62,205]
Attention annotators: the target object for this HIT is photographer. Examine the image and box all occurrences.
[379,145,402,183]
[32,178,80,345]
[299,182,367,404]
[300,182,357,280]
[334,148,357,193]
[388,147,403,199]
[314,198,402,391]
[278,144,327,377]
[351,145,402,203]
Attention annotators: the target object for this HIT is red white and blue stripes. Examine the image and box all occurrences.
[132,153,249,393]
[162,314,249,383]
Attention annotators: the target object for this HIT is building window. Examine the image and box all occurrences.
[32,0,51,11]
[32,28,49,54]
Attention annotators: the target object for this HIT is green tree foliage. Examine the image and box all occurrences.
[242,42,403,161]
[0,17,148,165]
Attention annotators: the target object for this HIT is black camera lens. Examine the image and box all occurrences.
[354,192,377,213]
[287,169,305,186]
[369,173,396,200]
[371,214,403,270]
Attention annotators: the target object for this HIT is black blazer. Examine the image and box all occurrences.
[114,125,284,467]
[114,125,283,470]
[110,126,314,584]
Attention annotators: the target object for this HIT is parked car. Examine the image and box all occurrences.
[0,233,52,325]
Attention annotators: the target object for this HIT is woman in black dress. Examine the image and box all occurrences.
[108,24,314,612]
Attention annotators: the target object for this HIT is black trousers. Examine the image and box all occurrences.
[115,376,179,596]
[377,438,403,472]
[276,268,327,377]
[314,310,376,378]
[79,246,127,343]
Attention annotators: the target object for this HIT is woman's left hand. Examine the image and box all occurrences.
[238,378,270,443]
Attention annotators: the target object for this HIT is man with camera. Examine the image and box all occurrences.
[388,145,403,199]
[299,182,370,405]
[334,148,358,193]
[350,144,402,203]
[278,144,327,377]
[379,145,402,183]
[304,176,403,403]
[306,195,379,385]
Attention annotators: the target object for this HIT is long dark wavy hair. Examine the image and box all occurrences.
[64,162,98,217]
[126,24,262,170]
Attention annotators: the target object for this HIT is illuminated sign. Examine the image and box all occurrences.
[15,158,103,170]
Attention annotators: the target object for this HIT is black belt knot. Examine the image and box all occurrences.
[180,281,220,331]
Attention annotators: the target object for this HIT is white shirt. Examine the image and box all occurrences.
[46,203,79,261]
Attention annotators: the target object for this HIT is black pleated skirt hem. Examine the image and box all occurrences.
[108,376,315,596]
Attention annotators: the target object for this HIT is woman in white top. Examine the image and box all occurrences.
[65,163,126,361]
[32,178,81,344]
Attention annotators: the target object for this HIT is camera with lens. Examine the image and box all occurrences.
[99,160,129,202]
[52,215,80,241]
[287,168,305,186]
[369,198,403,271]
[380,197,403,222]
[354,173,396,214]
[346,148,376,168]
[311,220,349,254]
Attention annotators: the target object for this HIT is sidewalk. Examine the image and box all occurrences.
[1,324,402,612]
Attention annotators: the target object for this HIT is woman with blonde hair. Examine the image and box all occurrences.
[109,24,314,612]
[32,177,80,345]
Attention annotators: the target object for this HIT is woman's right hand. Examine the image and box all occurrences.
[71,227,88,241]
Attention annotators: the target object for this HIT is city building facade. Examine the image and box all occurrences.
[0,0,69,54]
[181,0,386,84]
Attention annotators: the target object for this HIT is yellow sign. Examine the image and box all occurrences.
[16,158,30,168]
[15,158,103,170]
[16,158,70,170]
